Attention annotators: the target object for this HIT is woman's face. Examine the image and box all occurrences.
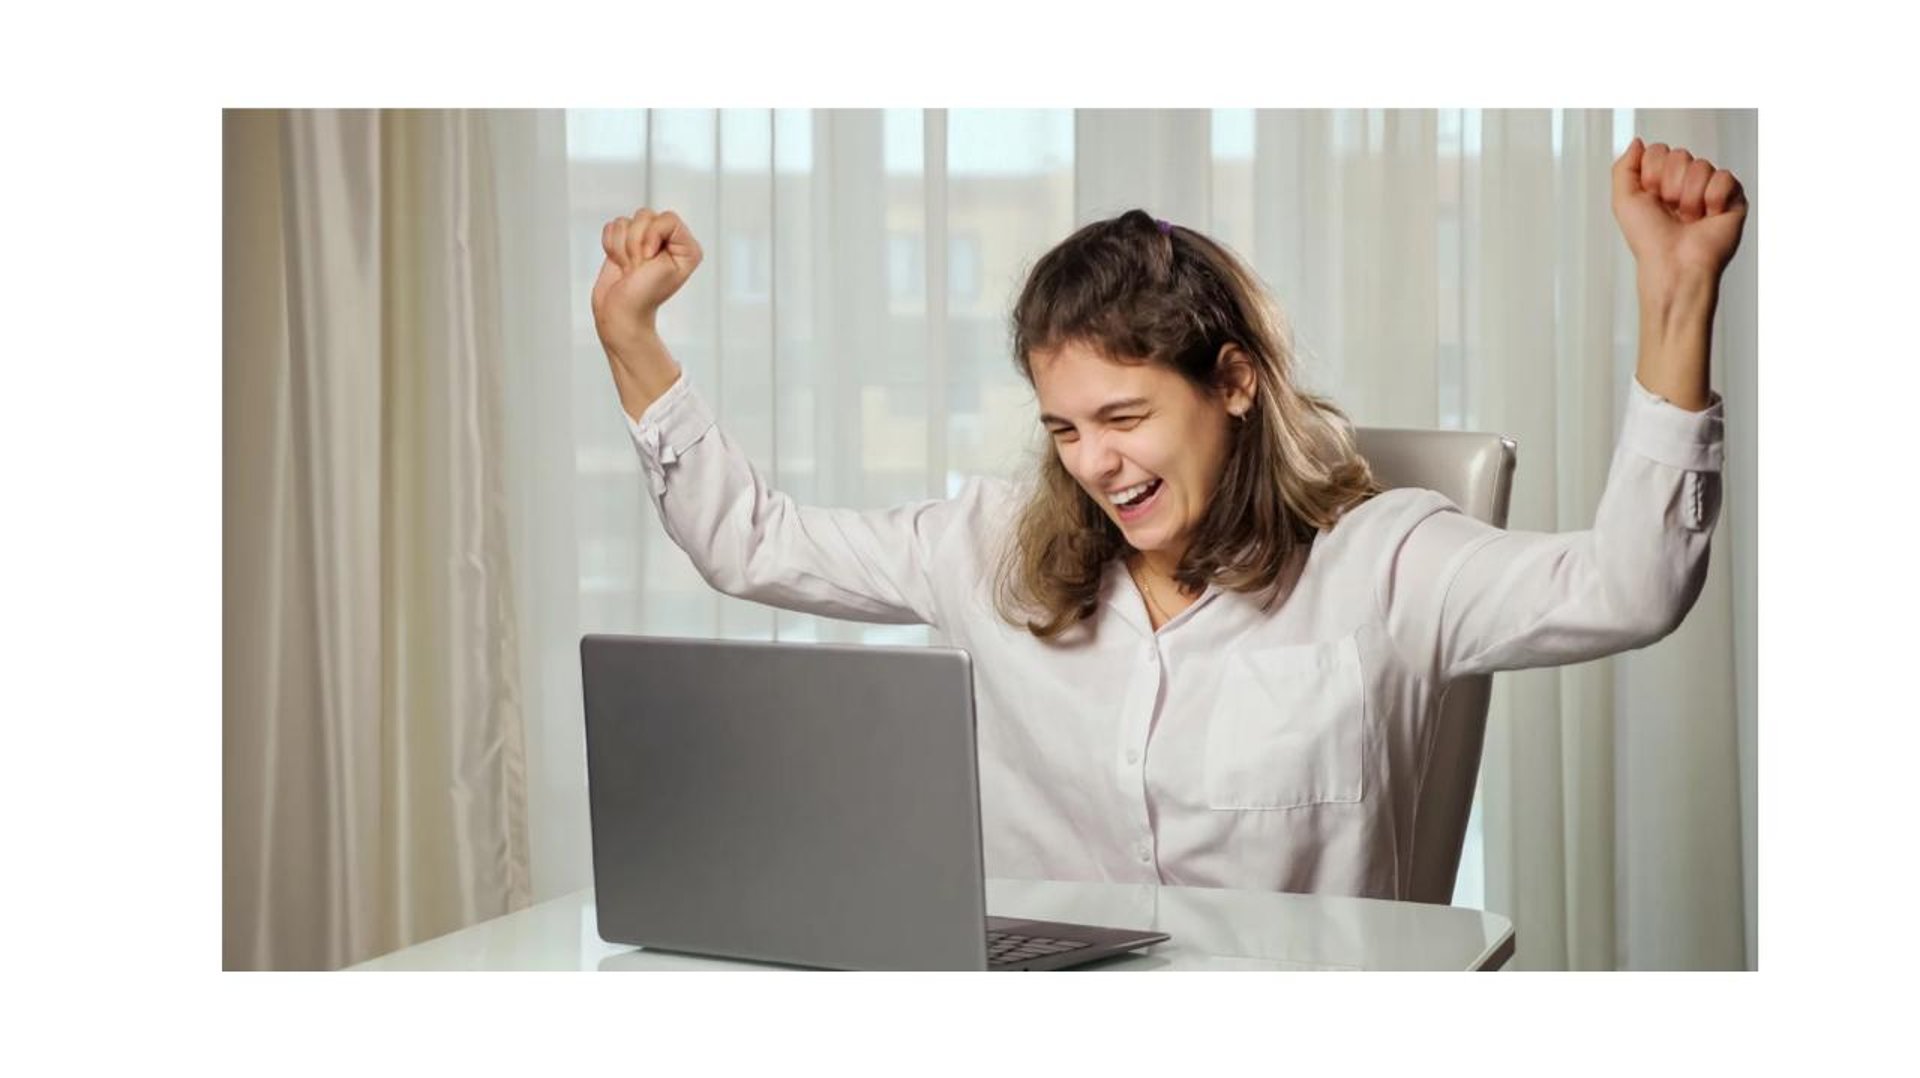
[1031,341,1252,560]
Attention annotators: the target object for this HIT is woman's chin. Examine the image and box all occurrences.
[1122,525,1169,552]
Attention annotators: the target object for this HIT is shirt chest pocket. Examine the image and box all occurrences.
[1204,635,1367,810]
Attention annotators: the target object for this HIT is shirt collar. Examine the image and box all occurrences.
[1103,559,1223,638]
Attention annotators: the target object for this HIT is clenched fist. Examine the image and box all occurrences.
[1612,138,1749,286]
[591,208,703,358]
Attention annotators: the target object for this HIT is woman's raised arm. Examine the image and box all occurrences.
[591,207,703,420]
[1612,138,1749,412]
[1383,139,1747,680]
[586,207,1006,628]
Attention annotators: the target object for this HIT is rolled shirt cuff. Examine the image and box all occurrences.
[626,374,717,496]
[1620,375,1725,472]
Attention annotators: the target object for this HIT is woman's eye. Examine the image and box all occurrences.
[1111,415,1145,429]
[1048,428,1077,441]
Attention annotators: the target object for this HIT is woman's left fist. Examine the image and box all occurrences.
[1612,137,1749,285]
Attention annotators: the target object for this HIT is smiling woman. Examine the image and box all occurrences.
[588,153,1743,906]
[1000,210,1382,637]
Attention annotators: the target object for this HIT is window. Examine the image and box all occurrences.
[949,233,981,306]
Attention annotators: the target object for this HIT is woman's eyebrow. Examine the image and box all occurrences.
[1038,397,1152,425]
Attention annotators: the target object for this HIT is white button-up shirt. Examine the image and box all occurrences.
[628,376,1723,900]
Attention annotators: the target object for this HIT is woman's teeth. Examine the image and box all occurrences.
[1112,479,1159,508]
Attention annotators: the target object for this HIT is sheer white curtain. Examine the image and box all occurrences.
[492,108,1756,970]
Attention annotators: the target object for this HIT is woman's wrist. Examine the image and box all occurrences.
[605,327,683,421]
[1636,265,1721,312]
[1633,268,1720,412]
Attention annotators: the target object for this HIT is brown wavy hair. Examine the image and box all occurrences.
[992,209,1383,640]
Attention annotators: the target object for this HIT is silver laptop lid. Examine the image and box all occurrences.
[581,634,990,971]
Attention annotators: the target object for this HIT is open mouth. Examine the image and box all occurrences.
[1110,478,1164,520]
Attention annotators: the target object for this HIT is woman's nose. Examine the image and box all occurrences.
[1080,431,1123,481]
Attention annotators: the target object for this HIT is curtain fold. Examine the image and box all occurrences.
[223,109,529,971]
[1462,108,1570,970]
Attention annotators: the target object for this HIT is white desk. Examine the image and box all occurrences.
[349,878,1513,971]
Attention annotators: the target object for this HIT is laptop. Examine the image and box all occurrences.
[580,633,1170,971]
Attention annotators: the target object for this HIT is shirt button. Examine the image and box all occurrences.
[1137,847,1152,864]
[1146,649,1159,665]
[1125,749,1140,765]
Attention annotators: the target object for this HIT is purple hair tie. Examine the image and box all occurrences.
[1155,218,1173,236]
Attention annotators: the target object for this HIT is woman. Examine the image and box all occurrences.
[588,137,1746,900]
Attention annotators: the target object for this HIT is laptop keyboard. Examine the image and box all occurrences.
[986,930,1094,968]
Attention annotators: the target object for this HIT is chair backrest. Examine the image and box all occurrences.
[1352,426,1517,904]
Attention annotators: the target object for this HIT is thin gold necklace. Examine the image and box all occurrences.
[1129,558,1173,623]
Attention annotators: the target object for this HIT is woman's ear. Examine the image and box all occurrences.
[1217,344,1256,417]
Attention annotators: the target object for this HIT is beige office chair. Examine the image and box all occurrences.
[1352,426,1517,905]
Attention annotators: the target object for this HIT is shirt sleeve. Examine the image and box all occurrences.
[626,374,991,628]
[1383,376,1725,682]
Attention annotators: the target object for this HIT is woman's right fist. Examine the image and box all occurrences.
[591,208,703,354]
